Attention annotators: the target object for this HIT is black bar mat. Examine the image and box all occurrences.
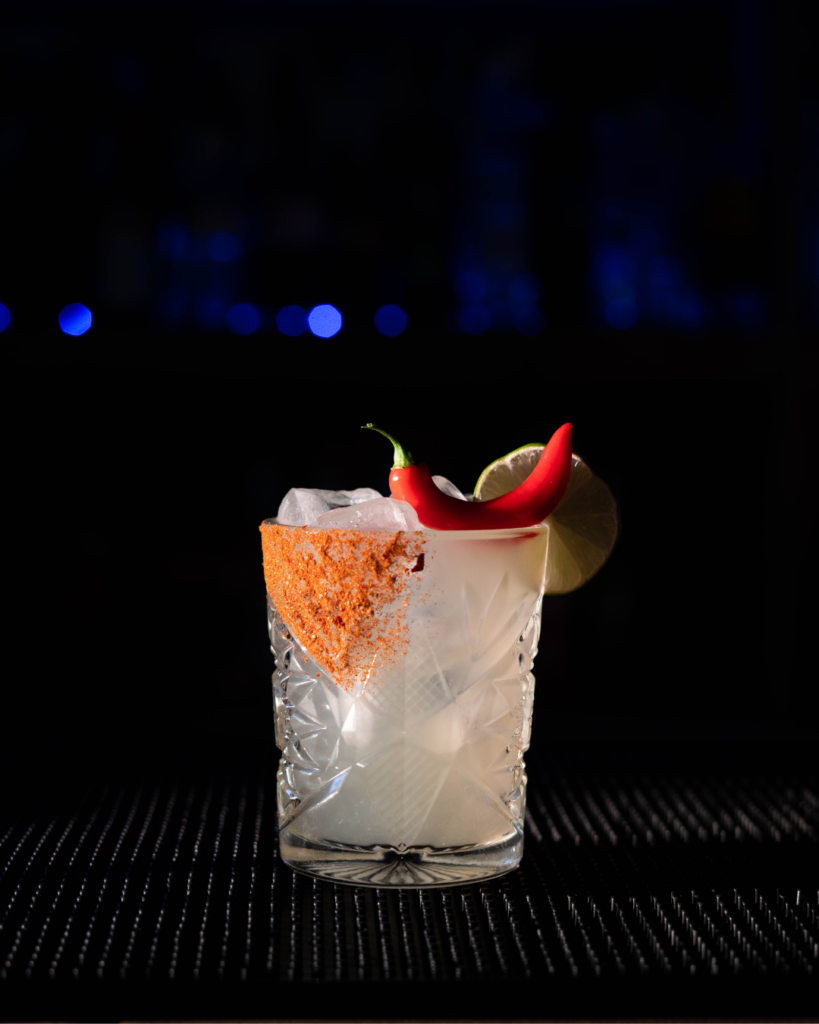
[0,738,816,1020]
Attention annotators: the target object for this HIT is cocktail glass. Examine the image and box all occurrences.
[261,519,548,887]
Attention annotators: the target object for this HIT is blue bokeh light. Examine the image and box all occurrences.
[515,305,546,336]
[729,287,765,330]
[675,292,708,327]
[484,198,523,230]
[196,298,227,330]
[455,271,486,304]
[597,246,636,296]
[630,215,661,256]
[604,297,638,330]
[226,303,261,336]
[374,304,407,337]
[594,204,710,331]
[58,303,93,336]
[479,154,517,179]
[458,304,492,335]
[207,231,241,263]
[276,305,307,336]
[0,303,10,333]
[158,225,189,260]
[509,273,540,308]
[307,304,342,338]
[647,255,681,289]
[675,295,705,329]
[487,301,514,331]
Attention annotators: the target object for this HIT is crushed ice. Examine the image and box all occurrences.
[316,496,421,531]
[276,487,382,527]
[276,477,470,529]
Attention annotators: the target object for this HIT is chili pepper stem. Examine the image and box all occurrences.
[362,423,417,469]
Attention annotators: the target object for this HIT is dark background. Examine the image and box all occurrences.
[3,0,816,746]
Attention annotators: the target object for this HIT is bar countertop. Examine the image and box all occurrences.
[0,732,816,1021]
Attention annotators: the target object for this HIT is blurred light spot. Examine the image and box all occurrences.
[509,273,540,307]
[604,297,637,330]
[596,245,635,295]
[276,305,307,336]
[458,304,491,335]
[308,304,342,338]
[455,271,486,304]
[630,215,660,255]
[374,304,407,337]
[479,155,517,178]
[484,199,523,229]
[58,303,92,336]
[226,303,261,336]
[0,303,10,332]
[647,255,680,289]
[649,287,705,329]
[207,231,240,263]
[158,225,189,260]
[515,305,546,336]
[488,301,514,330]
[729,287,765,329]
[672,293,706,329]
[196,298,227,330]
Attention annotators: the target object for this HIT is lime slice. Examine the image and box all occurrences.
[473,443,545,502]
[474,445,619,595]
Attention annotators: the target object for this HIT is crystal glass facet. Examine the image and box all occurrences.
[264,525,546,887]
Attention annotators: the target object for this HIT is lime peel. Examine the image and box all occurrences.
[474,446,618,595]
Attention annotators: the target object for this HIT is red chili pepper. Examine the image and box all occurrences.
[362,423,573,530]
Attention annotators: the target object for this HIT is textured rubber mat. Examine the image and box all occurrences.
[0,737,816,1020]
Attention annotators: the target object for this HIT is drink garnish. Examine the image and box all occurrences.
[363,422,573,530]
[475,445,619,593]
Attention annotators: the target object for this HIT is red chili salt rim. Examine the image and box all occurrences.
[260,521,427,691]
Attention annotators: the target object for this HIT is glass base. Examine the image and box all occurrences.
[279,826,523,887]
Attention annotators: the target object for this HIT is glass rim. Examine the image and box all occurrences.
[261,517,548,540]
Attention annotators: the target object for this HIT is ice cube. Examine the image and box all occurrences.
[432,475,467,501]
[338,488,383,504]
[277,487,382,526]
[315,497,421,532]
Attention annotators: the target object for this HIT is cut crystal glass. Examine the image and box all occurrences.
[264,524,547,886]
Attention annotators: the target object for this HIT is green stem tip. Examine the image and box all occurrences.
[361,423,417,469]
